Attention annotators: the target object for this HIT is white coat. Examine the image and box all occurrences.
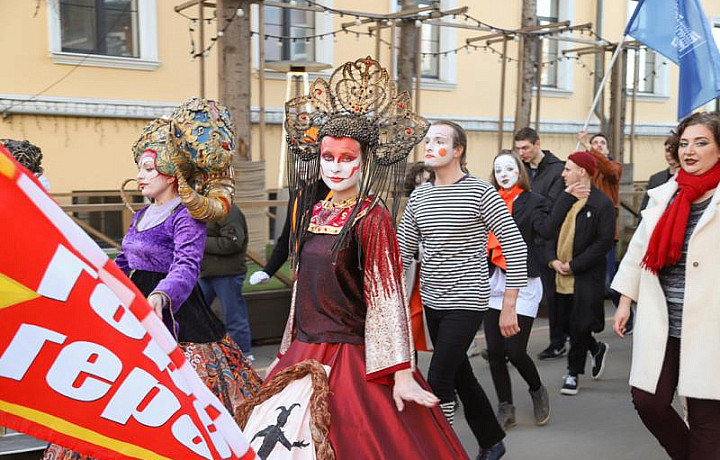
[611,179,720,400]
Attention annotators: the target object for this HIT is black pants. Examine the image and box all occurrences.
[484,309,542,404]
[544,266,569,349]
[555,293,600,376]
[632,337,720,460]
[425,308,505,449]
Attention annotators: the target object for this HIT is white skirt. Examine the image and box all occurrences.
[488,270,542,318]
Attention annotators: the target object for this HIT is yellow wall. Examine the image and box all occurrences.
[1,0,719,193]
[1,115,146,193]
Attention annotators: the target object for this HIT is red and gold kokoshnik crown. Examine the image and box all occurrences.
[284,56,429,166]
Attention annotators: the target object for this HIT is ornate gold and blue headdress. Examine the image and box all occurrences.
[127,98,235,222]
[284,57,429,257]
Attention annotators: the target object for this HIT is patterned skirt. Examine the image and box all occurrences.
[42,335,261,460]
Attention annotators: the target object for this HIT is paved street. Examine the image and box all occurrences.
[249,301,668,460]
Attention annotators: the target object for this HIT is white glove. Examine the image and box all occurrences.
[249,271,270,285]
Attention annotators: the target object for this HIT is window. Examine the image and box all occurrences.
[389,0,457,86]
[60,0,139,57]
[625,0,665,95]
[264,0,316,62]
[626,47,657,94]
[537,0,560,88]
[47,0,158,70]
[418,1,440,78]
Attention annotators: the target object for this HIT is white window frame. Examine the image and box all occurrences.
[625,0,670,99]
[389,0,458,90]
[46,0,159,71]
[534,0,574,95]
[251,0,334,77]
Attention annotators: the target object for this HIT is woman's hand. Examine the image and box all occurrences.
[392,368,439,411]
[265,357,280,380]
[613,295,633,338]
[147,293,164,319]
[500,288,520,337]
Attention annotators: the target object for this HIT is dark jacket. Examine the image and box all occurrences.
[200,204,248,278]
[264,181,331,276]
[524,150,565,204]
[546,186,615,333]
[508,191,552,278]
[640,168,674,212]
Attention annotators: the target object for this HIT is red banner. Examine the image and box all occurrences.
[0,147,255,460]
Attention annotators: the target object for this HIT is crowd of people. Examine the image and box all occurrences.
[3,57,719,460]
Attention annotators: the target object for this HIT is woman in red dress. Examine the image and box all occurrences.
[257,57,468,459]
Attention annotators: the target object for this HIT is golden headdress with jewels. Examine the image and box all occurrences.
[284,56,430,257]
[124,98,235,222]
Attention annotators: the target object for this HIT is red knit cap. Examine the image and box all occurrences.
[567,151,597,176]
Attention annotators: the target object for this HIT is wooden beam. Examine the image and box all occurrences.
[486,35,515,45]
[341,5,437,28]
[258,2,266,161]
[174,0,215,13]
[198,2,205,98]
[414,24,422,162]
[69,215,122,250]
[368,6,468,31]
[466,32,507,44]
[518,20,570,33]
[497,38,508,152]
[263,0,432,21]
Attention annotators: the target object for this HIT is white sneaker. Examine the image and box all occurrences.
[560,375,578,395]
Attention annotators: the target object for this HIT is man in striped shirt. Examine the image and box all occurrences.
[398,121,527,460]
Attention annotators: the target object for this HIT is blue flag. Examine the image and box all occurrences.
[626,0,720,119]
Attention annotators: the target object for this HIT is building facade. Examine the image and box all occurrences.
[1,0,719,195]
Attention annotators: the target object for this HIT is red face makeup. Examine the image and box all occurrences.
[319,136,363,194]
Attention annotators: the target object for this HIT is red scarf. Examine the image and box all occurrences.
[487,185,524,270]
[642,161,720,273]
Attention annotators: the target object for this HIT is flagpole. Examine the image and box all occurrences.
[576,36,627,150]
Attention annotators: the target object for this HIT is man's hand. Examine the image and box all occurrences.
[577,130,590,150]
[249,271,271,285]
[565,182,590,199]
[550,260,570,275]
[392,369,439,411]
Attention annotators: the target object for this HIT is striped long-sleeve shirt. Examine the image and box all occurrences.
[398,176,527,311]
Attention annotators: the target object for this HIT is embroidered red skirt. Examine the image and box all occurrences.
[270,340,469,459]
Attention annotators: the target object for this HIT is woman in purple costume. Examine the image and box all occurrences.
[43,100,260,460]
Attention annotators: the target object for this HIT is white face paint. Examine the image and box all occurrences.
[493,155,520,190]
[423,124,456,170]
[319,137,363,196]
[136,151,172,199]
